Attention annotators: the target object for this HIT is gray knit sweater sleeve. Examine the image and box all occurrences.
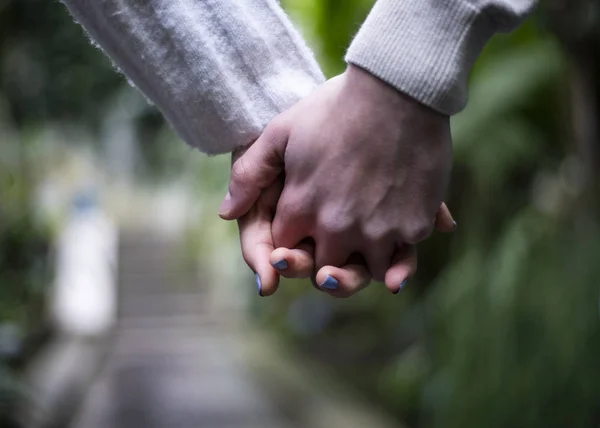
[62,0,325,155]
[345,0,538,116]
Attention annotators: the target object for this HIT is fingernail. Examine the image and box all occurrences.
[272,259,288,271]
[452,220,457,230]
[255,272,263,296]
[393,280,408,294]
[218,192,231,216]
[319,275,339,291]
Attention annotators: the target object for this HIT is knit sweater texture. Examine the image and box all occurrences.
[62,0,536,155]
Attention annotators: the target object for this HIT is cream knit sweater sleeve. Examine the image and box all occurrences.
[62,0,536,154]
[61,0,325,155]
[346,0,538,116]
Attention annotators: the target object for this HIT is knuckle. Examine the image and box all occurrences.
[230,158,253,186]
[318,210,353,236]
[265,115,288,138]
[279,193,312,222]
[402,219,433,244]
[363,221,392,243]
[230,160,246,183]
[261,115,291,150]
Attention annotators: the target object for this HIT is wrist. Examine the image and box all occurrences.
[344,64,449,120]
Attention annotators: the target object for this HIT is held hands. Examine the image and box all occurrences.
[219,65,454,296]
[234,170,454,297]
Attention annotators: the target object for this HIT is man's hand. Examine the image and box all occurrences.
[231,148,373,297]
[234,159,456,297]
[220,64,453,284]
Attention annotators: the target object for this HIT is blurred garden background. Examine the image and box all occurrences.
[1,0,600,427]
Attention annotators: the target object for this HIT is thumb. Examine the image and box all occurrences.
[434,202,456,233]
[219,120,289,220]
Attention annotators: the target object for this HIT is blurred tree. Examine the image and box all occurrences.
[0,0,122,127]
[0,0,188,179]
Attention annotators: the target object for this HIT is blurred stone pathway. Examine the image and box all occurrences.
[72,230,295,428]
[71,229,402,428]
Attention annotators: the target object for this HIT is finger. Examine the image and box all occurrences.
[384,245,418,294]
[238,210,280,296]
[271,187,313,249]
[270,242,315,279]
[314,262,371,298]
[362,240,395,283]
[219,119,289,220]
[434,202,456,233]
[314,238,353,278]
[313,224,354,273]
[236,178,284,297]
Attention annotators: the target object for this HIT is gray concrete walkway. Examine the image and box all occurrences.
[72,231,295,428]
[71,230,403,428]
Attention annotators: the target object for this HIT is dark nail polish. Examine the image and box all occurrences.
[452,220,457,230]
[272,259,288,270]
[393,280,408,294]
[255,273,263,296]
[320,275,339,291]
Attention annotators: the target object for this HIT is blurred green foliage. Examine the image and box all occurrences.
[0,1,124,423]
[0,0,112,348]
[0,0,121,127]
[0,137,50,335]
[272,1,600,427]
[0,142,51,427]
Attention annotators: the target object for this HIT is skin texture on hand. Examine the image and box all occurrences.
[232,145,456,298]
[221,64,453,287]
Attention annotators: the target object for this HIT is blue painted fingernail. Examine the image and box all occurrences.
[320,275,339,290]
[272,259,288,270]
[393,280,408,294]
[255,273,263,296]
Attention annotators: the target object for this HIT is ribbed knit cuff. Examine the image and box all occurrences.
[345,0,497,116]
